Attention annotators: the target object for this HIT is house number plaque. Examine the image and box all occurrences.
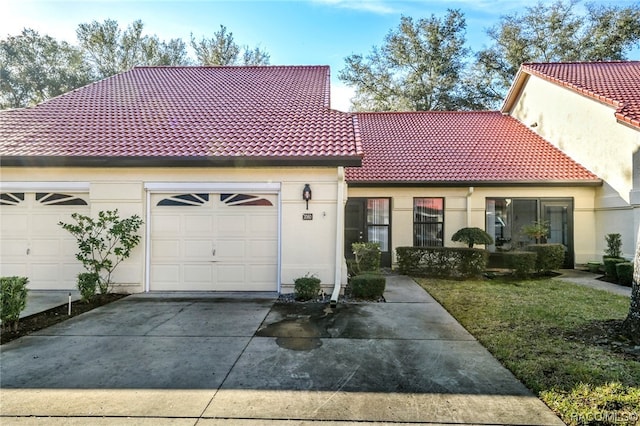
[302,213,313,220]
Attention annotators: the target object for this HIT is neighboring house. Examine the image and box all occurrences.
[0,66,362,295]
[344,111,601,268]
[502,61,640,260]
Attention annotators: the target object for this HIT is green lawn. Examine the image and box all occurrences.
[415,277,640,426]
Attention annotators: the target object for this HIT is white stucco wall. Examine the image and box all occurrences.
[0,166,346,293]
[347,185,598,265]
[508,74,640,259]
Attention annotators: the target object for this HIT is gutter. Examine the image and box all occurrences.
[331,166,346,307]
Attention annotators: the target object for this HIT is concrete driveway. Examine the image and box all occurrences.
[0,276,563,425]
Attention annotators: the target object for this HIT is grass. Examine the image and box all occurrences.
[415,277,640,426]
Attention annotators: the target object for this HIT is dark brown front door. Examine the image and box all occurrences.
[344,198,391,267]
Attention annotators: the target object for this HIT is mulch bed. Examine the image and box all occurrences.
[1,293,128,345]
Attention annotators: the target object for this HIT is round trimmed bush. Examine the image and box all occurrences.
[350,273,385,300]
[616,262,633,286]
[294,275,321,301]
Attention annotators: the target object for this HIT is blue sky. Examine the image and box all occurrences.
[3,0,639,110]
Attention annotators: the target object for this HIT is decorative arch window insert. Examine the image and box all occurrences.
[0,192,87,206]
[0,192,25,206]
[156,193,273,207]
[36,193,88,206]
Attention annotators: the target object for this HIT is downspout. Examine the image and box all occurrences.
[467,186,474,227]
[144,188,151,292]
[331,166,346,307]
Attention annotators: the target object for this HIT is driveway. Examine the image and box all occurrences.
[0,276,563,425]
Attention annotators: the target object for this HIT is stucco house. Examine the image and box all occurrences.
[0,62,634,295]
[0,66,361,299]
[344,111,600,268]
[502,61,640,259]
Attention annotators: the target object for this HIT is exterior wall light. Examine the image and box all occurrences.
[302,184,312,210]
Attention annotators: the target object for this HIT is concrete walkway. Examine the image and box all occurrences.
[1,276,563,425]
[555,269,632,297]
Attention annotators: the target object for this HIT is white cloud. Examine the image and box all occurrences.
[331,82,356,112]
[312,0,396,14]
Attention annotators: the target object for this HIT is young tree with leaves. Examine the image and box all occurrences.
[76,19,190,79]
[472,0,640,108]
[339,10,474,111]
[623,232,640,342]
[191,25,270,66]
[0,29,92,109]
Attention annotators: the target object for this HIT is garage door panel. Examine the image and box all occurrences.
[184,264,214,283]
[150,191,278,292]
[0,192,89,290]
[152,240,180,258]
[184,240,214,259]
[152,215,181,234]
[1,215,28,234]
[185,216,214,233]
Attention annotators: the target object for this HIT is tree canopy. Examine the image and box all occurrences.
[1,19,271,108]
[472,0,640,108]
[339,10,473,111]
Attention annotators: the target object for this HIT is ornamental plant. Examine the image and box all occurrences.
[1,276,29,332]
[604,233,623,259]
[451,227,494,248]
[294,274,321,301]
[521,220,550,243]
[59,210,143,294]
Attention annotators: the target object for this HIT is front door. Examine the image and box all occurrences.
[344,198,391,267]
[541,199,574,268]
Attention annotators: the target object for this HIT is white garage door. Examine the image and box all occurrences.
[0,192,90,290]
[150,192,278,291]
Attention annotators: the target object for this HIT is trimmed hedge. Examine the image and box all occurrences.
[350,242,381,275]
[396,247,488,279]
[616,262,634,287]
[350,273,386,299]
[525,244,565,273]
[503,251,537,277]
[603,257,626,280]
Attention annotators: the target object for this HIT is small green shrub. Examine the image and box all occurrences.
[603,257,626,280]
[616,262,634,286]
[521,220,550,242]
[526,244,566,273]
[350,273,385,299]
[451,227,494,248]
[294,275,321,301]
[604,233,622,258]
[77,272,99,302]
[586,261,601,273]
[351,242,381,274]
[1,276,29,332]
[395,247,488,279]
[503,251,537,278]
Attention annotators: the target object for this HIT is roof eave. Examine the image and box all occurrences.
[501,66,529,113]
[0,155,363,168]
[345,179,603,188]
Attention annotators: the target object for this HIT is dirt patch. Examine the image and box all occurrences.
[563,319,640,360]
[1,293,128,345]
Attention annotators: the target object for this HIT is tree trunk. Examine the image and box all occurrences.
[622,231,640,342]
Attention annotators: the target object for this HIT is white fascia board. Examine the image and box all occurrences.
[144,182,281,193]
[0,182,91,191]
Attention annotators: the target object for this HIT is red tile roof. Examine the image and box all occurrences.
[0,66,362,165]
[518,61,640,129]
[346,111,600,184]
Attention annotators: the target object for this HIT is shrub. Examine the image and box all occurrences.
[526,244,566,273]
[503,251,537,278]
[1,276,29,332]
[603,257,626,280]
[77,272,99,302]
[294,274,321,301]
[451,227,494,248]
[604,233,622,258]
[396,247,488,279]
[615,262,634,286]
[521,220,550,242]
[351,242,381,274]
[59,210,143,294]
[350,273,386,299]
